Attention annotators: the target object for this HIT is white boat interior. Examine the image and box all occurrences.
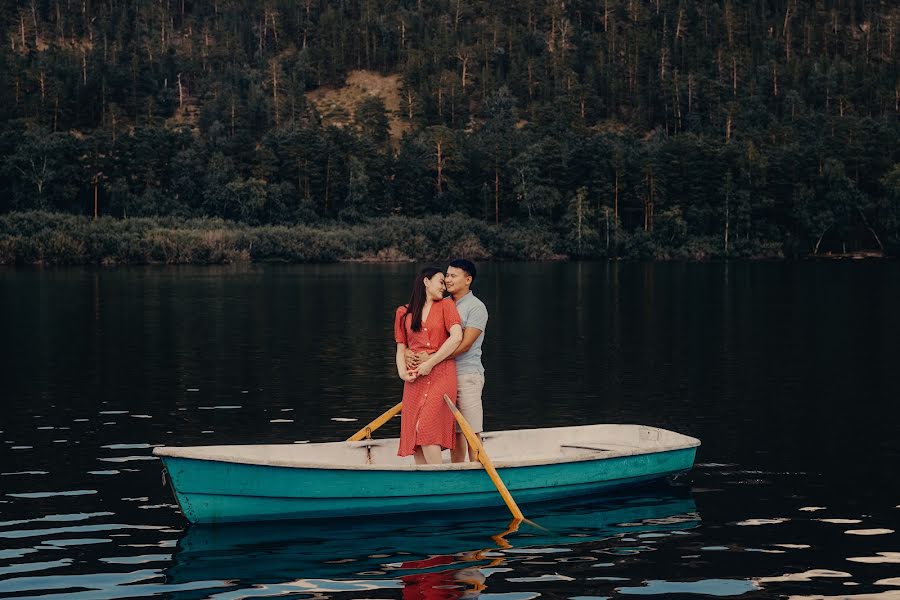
[153,424,700,471]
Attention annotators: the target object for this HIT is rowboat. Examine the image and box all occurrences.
[153,423,700,524]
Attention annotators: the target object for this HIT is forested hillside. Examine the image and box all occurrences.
[1,0,899,261]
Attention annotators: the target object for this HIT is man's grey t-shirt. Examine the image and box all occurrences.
[454,291,488,375]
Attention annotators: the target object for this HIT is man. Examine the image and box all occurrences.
[407,259,488,462]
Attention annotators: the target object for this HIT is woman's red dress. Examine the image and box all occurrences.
[394,298,461,457]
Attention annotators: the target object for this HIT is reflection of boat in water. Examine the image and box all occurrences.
[165,485,699,591]
[154,424,700,523]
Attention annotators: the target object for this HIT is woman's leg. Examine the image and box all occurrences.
[420,444,443,464]
[413,447,427,464]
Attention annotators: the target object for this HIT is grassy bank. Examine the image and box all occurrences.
[0,212,785,265]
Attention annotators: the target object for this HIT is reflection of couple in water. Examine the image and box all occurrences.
[394,259,488,465]
[397,515,522,600]
[398,553,491,600]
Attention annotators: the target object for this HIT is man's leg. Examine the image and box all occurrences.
[453,373,485,463]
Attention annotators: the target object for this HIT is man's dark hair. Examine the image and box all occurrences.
[449,259,477,281]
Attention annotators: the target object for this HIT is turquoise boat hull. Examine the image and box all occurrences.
[159,446,697,524]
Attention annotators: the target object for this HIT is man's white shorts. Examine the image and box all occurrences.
[455,373,485,434]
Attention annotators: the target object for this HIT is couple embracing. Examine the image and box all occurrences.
[393,259,488,465]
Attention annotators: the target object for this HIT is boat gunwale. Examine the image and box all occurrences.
[152,424,701,472]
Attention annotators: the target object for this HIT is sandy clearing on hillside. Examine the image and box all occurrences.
[307,70,410,142]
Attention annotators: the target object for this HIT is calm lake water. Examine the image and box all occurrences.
[1,261,899,600]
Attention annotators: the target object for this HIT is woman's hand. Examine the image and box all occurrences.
[404,349,429,370]
[397,343,417,383]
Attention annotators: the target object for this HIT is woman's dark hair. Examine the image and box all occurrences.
[405,267,442,332]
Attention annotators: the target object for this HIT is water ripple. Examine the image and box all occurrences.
[847,552,900,564]
[615,578,759,596]
[845,529,894,536]
[756,569,852,583]
[6,490,96,499]
[0,559,73,577]
[0,512,113,528]
[0,524,166,540]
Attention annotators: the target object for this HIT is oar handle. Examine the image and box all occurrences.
[347,402,403,442]
[443,394,524,522]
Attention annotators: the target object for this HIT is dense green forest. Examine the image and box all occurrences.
[1,0,898,263]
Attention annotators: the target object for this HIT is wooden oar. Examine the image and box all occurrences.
[347,401,403,442]
[443,394,524,522]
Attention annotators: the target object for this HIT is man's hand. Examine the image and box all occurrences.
[404,349,430,369]
[414,360,434,377]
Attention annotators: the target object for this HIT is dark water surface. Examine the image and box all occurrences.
[1,261,899,600]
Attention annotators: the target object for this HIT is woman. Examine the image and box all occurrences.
[394,267,463,464]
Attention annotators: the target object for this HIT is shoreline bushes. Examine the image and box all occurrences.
[0,212,794,266]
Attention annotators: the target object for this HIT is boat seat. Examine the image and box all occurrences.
[560,442,634,453]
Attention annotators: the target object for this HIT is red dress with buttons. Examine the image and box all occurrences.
[394,298,462,457]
